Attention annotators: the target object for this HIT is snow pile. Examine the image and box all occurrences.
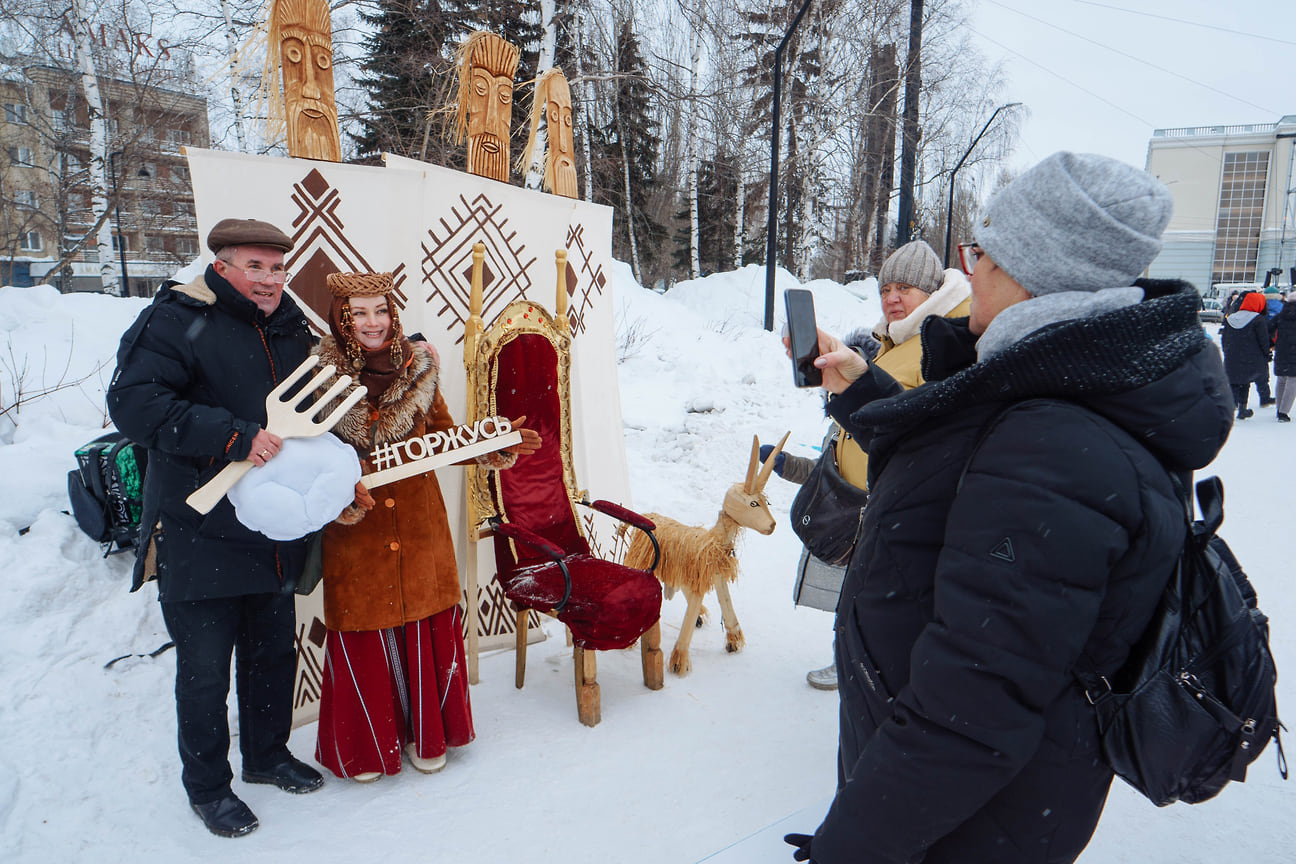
[1,270,1293,863]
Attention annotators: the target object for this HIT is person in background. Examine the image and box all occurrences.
[107,218,324,838]
[785,152,1231,864]
[1224,289,1242,315]
[764,329,876,691]
[870,239,972,389]
[1272,291,1296,422]
[1221,292,1273,419]
[773,242,969,690]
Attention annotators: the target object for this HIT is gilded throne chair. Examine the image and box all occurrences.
[463,243,664,726]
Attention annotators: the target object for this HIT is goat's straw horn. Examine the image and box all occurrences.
[743,435,760,493]
[755,431,791,491]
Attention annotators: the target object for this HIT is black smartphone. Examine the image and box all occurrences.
[784,288,822,388]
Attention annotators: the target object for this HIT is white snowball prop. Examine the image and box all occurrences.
[227,434,362,541]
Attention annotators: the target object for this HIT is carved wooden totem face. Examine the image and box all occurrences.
[546,74,577,198]
[277,0,340,161]
[464,34,519,182]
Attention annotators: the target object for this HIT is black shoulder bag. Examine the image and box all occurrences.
[789,432,869,567]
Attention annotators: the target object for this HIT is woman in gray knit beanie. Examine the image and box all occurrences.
[876,239,945,325]
[787,152,1235,864]
[870,239,973,391]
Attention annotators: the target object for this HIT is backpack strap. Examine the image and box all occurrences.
[1194,476,1224,539]
[1075,453,1202,702]
[84,441,111,504]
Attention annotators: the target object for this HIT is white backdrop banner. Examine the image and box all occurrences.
[185,148,633,725]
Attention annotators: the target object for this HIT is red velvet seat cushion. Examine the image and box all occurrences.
[499,556,662,651]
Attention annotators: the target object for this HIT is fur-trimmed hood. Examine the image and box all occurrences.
[170,274,217,305]
[317,335,440,449]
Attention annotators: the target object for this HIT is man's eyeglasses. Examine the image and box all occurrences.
[223,263,292,284]
[957,243,985,276]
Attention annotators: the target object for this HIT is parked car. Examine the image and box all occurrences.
[1199,298,1224,324]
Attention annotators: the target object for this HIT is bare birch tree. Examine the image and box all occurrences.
[66,0,117,295]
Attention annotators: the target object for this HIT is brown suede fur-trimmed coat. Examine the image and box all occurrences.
[318,336,463,632]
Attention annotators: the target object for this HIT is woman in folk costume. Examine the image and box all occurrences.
[314,271,539,782]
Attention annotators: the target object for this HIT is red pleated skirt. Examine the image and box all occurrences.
[315,605,475,778]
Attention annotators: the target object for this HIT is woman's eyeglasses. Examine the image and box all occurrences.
[957,243,984,276]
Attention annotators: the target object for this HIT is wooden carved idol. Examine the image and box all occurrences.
[454,32,520,182]
[521,69,578,199]
[269,0,341,161]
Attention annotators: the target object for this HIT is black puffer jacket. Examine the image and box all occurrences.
[813,280,1233,864]
[1220,309,1271,385]
[107,266,313,601]
[1273,300,1296,377]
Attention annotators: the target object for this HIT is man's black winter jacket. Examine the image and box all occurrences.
[107,266,313,601]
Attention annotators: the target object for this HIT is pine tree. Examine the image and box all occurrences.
[591,18,664,286]
[734,1,836,275]
[673,151,739,277]
[351,0,454,164]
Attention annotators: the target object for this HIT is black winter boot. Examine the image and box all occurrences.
[191,793,258,838]
[242,756,324,794]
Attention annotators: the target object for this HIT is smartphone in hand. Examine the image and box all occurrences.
[784,288,822,388]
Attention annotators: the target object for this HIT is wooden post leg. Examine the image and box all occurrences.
[574,645,601,727]
[641,619,663,690]
[514,605,529,689]
[466,532,480,685]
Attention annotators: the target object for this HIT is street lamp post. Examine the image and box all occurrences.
[763,0,816,331]
[943,102,1021,268]
[108,150,130,296]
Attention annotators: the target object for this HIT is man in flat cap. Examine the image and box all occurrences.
[108,218,324,838]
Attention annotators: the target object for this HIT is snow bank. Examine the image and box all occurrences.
[0,275,1291,864]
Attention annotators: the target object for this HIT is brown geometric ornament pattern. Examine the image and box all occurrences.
[291,598,329,725]
[284,167,408,332]
[462,582,541,639]
[422,193,535,344]
[563,221,609,339]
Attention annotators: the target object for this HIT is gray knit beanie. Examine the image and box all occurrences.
[974,152,1173,296]
[878,240,944,295]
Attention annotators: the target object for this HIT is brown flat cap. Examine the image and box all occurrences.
[206,218,294,254]
[327,272,394,298]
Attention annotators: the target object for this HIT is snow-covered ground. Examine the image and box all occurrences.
[1,266,1292,863]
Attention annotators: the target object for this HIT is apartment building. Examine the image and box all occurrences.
[1145,116,1296,295]
[1,54,209,294]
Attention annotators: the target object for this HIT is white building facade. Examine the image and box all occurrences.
[1145,116,1296,295]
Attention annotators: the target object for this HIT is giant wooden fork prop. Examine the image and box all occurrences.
[185,356,368,515]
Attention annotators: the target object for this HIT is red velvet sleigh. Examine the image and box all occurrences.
[463,244,663,726]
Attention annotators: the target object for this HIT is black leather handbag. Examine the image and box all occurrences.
[789,434,869,567]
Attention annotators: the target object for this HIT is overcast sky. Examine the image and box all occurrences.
[968,0,1296,174]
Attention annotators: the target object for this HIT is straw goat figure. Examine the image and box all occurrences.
[622,433,789,676]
